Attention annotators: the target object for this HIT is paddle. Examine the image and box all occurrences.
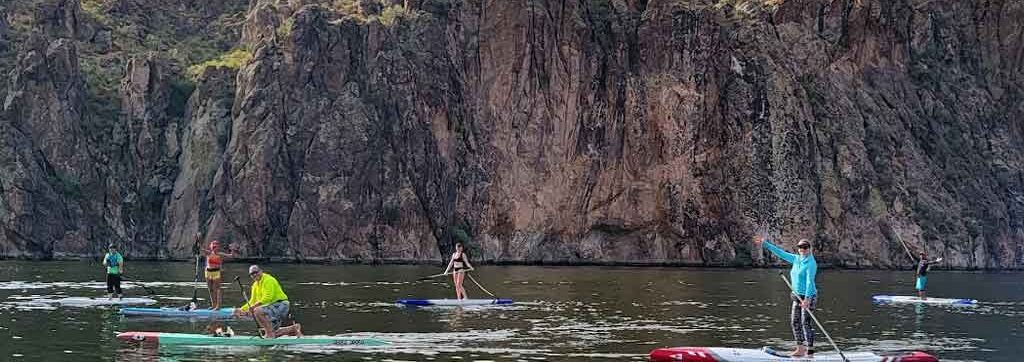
[779,272,848,362]
[233,276,264,338]
[417,272,455,281]
[119,275,156,295]
[187,235,202,310]
[890,222,946,268]
[889,222,918,263]
[416,268,477,281]
[465,272,497,298]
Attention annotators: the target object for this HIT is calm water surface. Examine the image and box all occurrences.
[0,261,1021,361]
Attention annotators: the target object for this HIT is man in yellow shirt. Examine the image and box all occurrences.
[233,265,302,338]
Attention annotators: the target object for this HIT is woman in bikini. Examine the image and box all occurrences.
[443,242,473,300]
[204,240,235,310]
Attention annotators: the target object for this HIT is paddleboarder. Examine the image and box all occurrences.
[233,265,302,338]
[754,234,818,357]
[443,242,474,300]
[103,244,125,299]
[915,251,942,300]
[204,240,236,310]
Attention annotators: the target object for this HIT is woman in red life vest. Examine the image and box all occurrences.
[204,240,235,310]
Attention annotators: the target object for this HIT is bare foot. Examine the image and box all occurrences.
[294,323,303,337]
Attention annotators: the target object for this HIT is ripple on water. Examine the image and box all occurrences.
[296,281,413,287]
[0,281,209,291]
[0,293,207,310]
[876,301,1024,318]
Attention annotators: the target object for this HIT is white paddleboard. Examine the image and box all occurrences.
[43,297,158,307]
[872,295,977,305]
[396,298,513,306]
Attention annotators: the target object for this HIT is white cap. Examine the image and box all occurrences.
[248,265,261,274]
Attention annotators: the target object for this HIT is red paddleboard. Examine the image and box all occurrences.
[649,347,939,362]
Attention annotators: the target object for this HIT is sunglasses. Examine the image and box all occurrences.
[249,271,260,277]
[797,244,811,249]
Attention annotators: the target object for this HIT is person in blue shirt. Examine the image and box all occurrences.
[914,251,942,300]
[754,234,817,357]
[102,244,125,299]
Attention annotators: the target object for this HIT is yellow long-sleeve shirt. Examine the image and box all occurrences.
[240,272,288,312]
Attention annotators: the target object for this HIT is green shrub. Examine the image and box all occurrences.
[48,171,84,200]
[168,77,195,118]
[452,227,472,244]
[78,54,123,144]
[333,0,362,16]
[186,48,252,79]
[276,17,295,39]
[380,5,416,26]
[80,0,114,26]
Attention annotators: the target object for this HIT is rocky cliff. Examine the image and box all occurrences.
[1,0,1021,268]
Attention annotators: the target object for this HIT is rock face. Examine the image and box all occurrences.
[166,66,237,254]
[0,0,1022,268]
[118,55,183,256]
[1,33,93,256]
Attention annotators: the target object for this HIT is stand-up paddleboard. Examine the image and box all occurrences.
[44,297,157,307]
[396,298,513,306]
[872,295,977,305]
[649,347,939,362]
[117,332,390,346]
[120,307,236,318]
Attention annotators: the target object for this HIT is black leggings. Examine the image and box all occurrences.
[106,274,122,295]
[790,295,816,348]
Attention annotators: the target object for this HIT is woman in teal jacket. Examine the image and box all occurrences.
[755,234,817,357]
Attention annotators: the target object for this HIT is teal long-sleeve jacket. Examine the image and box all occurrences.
[762,239,817,297]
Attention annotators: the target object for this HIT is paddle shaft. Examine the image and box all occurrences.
[465,273,496,298]
[890,224,918,263]
[234,276,263,338]
[119,275,156,295]
[419,268,477,281]
[191,237,202,304]
[779,273,848,362]
[418,272,455,281]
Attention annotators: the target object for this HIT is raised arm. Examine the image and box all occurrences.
[762,238,798,264]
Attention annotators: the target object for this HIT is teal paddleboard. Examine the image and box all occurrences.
[118,331,390,346]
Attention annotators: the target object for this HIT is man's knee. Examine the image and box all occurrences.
[253,306,269,318]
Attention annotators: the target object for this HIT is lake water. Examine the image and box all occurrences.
[0,261,1021,361]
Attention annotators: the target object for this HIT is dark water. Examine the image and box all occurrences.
[0,261,1021,361]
